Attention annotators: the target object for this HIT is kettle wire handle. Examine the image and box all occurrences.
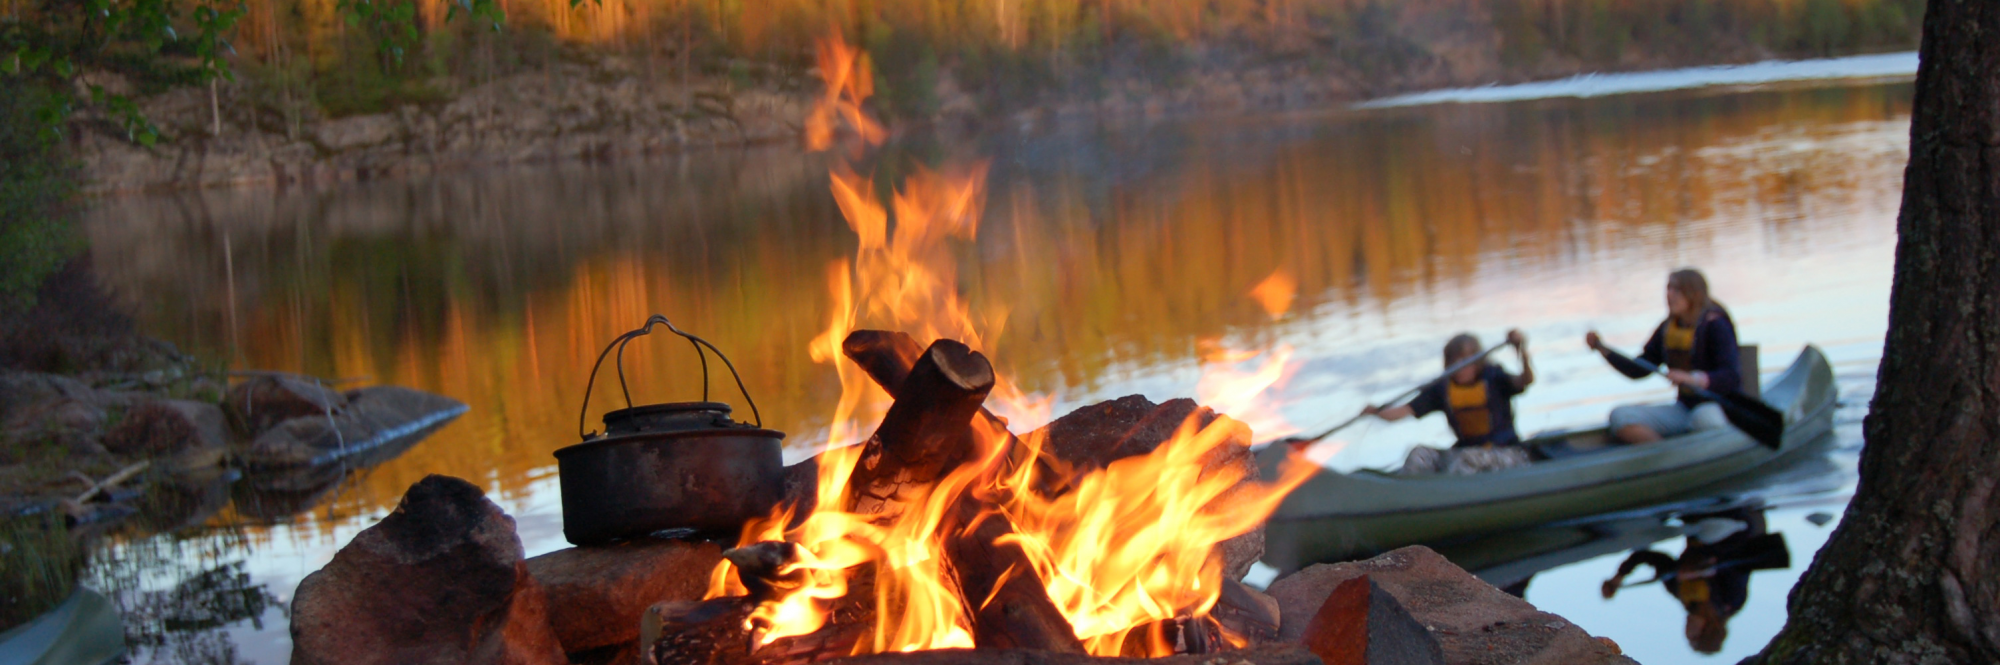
[577,315,765,439]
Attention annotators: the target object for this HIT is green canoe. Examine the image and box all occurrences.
[1257,345,1838,573]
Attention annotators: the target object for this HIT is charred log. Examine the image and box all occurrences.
[1213,578,1282,646]
[1119,615,1225,656]
[842,330,1024,456]
[945,505,1087,653]
[724,541,806,602]
[845,338,994,518]
[643,597,756,665]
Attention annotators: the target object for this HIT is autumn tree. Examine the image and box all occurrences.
[1747,1,2000,663]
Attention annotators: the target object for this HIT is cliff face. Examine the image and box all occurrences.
[72,0,1922,192]
[75,60,813,193]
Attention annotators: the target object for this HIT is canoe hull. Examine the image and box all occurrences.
[1260,345,1838,572]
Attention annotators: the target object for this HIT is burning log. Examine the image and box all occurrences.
[840,330,1058,498]
[846,334,1085,653]
[840,330,925,396]
[1213,578,1282,645]
[642,597,757,665]
[842,331,1017,440]
[946,506,1088,653]
[844,338,993,518]
[1118,615,1224,656]
[723,541,807,602]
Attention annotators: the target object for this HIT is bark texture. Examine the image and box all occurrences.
[1747,3,2000,663]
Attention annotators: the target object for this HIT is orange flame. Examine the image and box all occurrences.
[805,32,887,151]
[705,33,1318,658]
[1247,269,1297,321]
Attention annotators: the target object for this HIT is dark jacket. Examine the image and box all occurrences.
[1607,306,1742,407]
[1407,365,1525,448]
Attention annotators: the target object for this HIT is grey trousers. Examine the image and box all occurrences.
[1608,402,1729,438]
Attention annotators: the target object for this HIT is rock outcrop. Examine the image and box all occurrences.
[290,474,566,665]
[76,61,814,193]
[1267,546,1633,665]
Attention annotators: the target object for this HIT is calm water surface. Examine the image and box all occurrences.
[78,76,1911,664]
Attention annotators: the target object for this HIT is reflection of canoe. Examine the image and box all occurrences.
[1259,345,1837,573]
[0,587,123,665]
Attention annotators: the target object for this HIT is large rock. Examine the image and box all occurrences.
[1267,546,1632,665]
[0,372,133,458]
[1027,395,1266,579]
[227,374,349,434]
[1300,575,1444,665]
[524,537,723,655]
[242,385,465,467]
[101,399,230,468]
[290,475,565,665]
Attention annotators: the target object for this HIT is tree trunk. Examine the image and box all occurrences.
[1746,2,2000,663]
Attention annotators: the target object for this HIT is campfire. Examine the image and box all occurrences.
[639,34,1319,665]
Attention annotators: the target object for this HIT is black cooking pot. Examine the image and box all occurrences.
[555,316,785,545]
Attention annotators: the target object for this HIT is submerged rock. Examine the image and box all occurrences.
[227,374,348,434]
[290,474,565,665]
[241,385,466,467]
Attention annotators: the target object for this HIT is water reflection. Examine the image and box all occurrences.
[73,78,1911,663]
[1599,506,1790,654]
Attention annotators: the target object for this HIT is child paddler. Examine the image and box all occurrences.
[1585,268,1743,444]
[1363,330,1535,475]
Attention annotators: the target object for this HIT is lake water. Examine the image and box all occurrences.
[78,63,1912,664]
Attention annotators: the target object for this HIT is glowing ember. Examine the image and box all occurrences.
[698,33,1318,659]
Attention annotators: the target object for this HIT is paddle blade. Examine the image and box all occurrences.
[1717,393,1785,449]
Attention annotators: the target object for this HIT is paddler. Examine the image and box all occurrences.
[1362,329,1534,475]
[1585,268,1743,443]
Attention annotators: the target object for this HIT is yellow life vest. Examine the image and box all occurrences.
[1447,378,1492,439]
[1666,318,1697,399]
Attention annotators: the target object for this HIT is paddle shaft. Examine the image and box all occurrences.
[1279,341,1514,446]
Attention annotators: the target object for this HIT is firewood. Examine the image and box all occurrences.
[842,331,1023,448]
[841,330,1055,492]
[840,331,926,396]
[945,505,1087,653]
[845,338,994,518]
[724,541,807,602]
[642,597,756,665]
[1214,578,1282,645]
[1118,614,1224,656]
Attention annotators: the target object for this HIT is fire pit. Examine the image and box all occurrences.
[638,329,1315,665]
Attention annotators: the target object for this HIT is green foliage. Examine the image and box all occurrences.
[0,81,80,315]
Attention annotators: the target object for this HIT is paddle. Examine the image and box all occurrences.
[1597,345,1785,450]
[1269,341,1514,448]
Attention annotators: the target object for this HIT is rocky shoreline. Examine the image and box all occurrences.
[72,35,1859,195]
